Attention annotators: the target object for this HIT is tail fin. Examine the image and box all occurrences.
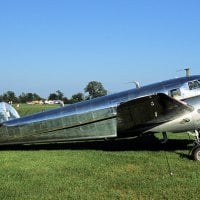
[0,102,20,123]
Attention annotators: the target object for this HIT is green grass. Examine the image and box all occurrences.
[13,103,59,116]
[0,104,200,199]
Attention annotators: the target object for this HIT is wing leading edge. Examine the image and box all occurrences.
[117,93,193,134]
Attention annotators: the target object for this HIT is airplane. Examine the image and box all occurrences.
[1,72,200,161]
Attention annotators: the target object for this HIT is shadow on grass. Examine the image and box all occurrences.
[0,134,194,157]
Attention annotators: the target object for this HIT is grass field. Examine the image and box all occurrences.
[14,103,59,116]
[0,104,200,200]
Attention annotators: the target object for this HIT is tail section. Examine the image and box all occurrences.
[0,102,20,123]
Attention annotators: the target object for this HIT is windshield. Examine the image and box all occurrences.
[188,80,200,90]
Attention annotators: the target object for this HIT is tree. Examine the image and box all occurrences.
[26,93,34,102]
[84,81,107,99]
[2,91,18,103]
[48,90,64,101]
[18,92,27,103]
[71,93,84,103]
[18,92,41,103]
[56,90,64,100]
[63,97,71,104]
[48,93,58,100]
[32,93,41,101]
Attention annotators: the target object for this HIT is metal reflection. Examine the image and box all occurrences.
[0,75,200,145]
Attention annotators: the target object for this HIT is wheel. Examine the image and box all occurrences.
[192,146,200,161]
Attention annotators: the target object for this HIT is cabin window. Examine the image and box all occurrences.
[169,88,181,98]
[188,80,200,90]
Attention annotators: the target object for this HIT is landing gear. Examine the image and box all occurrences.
[191,146,200,161]
[191,130,200,161]
[161,132,168,144]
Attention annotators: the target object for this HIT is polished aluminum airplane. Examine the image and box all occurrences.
[1,72,200,160]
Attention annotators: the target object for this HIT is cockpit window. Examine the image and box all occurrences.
[188,80,200,90]
[169,88,181,98]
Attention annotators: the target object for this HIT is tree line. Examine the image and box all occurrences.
[0,81,107,104]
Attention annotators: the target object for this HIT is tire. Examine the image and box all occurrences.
[192,146,200,161]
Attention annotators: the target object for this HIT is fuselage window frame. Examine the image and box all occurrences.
[188,80,200,90]
[169,88,181,98]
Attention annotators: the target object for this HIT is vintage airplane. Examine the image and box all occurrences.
[1,72,200,160]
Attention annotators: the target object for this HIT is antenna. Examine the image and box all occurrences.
[184,68,190,77]
[127,81,141,89]
[176,67,191,77]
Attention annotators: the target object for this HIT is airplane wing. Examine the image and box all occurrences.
[117,93,193,133]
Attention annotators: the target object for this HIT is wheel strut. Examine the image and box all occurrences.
[161,132,168,144]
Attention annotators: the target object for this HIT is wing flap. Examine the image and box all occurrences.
[117,93,193,132]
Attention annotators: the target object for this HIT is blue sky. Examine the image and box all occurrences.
[1,0,200,98]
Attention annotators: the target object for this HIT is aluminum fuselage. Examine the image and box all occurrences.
[1,75,200,145]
